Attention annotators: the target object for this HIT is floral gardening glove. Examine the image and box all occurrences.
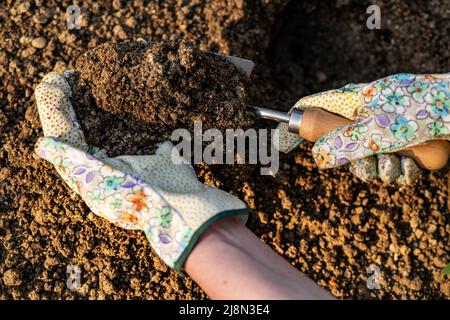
[34,71,249,272]
[278,73,450,184]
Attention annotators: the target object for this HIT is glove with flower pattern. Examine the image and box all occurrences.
[278,73,450,184]
[34,71,249,272]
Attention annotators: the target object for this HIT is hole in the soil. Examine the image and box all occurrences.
[269,0,391,99]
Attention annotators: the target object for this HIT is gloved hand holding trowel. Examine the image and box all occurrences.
[224,56,450,185]
[258,73,450,185]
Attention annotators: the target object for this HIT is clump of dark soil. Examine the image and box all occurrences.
[71,40,254,157]
[0,0,449,300]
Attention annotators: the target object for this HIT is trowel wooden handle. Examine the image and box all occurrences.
[299,108,450,170]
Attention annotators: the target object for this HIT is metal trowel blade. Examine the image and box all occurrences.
[214,53,255,78]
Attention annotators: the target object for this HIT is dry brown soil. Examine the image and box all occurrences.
[0,0,449,299]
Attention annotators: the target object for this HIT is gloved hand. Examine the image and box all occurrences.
[278,73,450,184]
[34,71,249,272]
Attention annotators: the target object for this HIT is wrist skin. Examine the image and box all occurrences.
[184,217,335,300]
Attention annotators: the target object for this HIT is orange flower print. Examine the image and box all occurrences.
[313,144,336,168]
[367,140,380,152]
[127,189,149,212]
[363,133,391,156]
[363,86,377,103]
[119,212,140,225]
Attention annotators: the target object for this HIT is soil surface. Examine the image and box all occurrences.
[0,0,449,300]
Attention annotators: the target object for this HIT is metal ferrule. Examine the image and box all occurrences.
[287,109,304,134]
[250,105,304,135]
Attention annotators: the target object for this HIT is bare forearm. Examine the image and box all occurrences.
[184,217,335,300]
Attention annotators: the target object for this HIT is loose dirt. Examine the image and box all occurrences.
[0,0,449,299]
